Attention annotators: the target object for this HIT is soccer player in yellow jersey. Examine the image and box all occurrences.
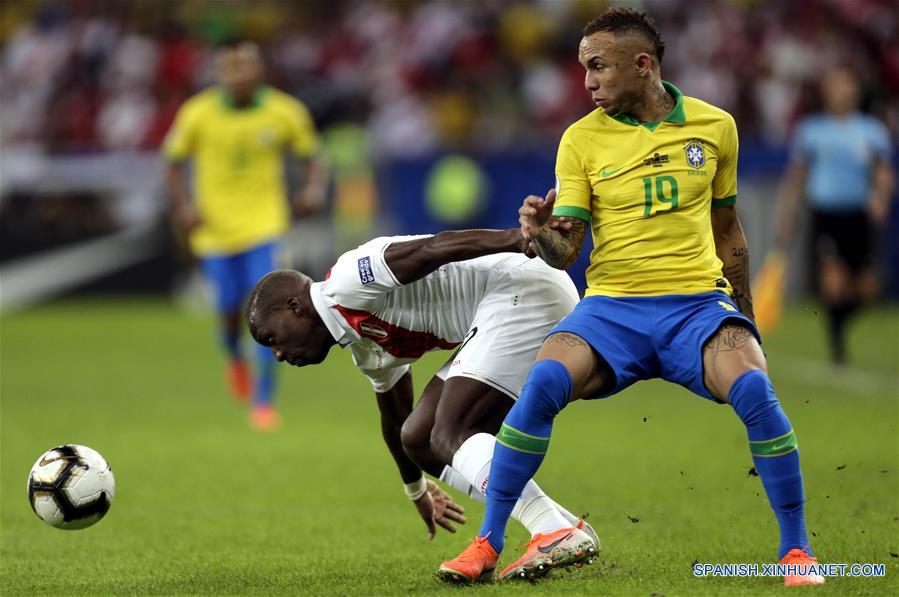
[163,39,328,431]
[440,8,823,587]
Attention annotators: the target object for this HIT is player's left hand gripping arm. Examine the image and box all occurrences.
[384,229,530,285]
[531,124,591,269]
[521,189,588,270]
[375,372,465,539]
[712,206,755,322]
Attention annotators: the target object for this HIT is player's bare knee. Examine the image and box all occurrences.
[428,421,464,465]
[535,332,607,399]
[400,416,432,463]
[703,324,767,400]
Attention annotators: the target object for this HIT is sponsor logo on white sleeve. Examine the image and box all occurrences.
[358,256,375,285]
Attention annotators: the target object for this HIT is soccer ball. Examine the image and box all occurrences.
[28,444,115,530]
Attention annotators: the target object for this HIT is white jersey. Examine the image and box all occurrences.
[310,236,578,396]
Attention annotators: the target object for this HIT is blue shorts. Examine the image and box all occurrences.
[200,242,278,313]
[551,291,760,401]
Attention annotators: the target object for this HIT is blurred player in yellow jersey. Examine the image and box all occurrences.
[163,39,328,430]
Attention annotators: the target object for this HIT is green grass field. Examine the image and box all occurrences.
[2,300,897,595]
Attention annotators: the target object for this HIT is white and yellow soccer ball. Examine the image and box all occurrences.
[28,444,115,530]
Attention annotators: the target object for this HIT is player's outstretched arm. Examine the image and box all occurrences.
[519,189,588,270]
[375,372,421,484]
[384,229,529,285]
[712,205,755,321]
[375,372,465,540]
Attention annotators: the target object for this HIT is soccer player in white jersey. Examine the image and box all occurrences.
[245,229,598,558]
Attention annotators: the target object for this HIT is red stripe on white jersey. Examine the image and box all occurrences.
[333,305,459,359]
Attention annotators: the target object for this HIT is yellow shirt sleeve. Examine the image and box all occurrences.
[712,113,738,206]
[551,126,592,221]
[162,101,199,161]
[288,100,320,158]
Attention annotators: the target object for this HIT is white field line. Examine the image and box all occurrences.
[771,354,898,396]
[0,224,162,313]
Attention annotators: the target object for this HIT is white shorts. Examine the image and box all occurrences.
[435,258,578,399]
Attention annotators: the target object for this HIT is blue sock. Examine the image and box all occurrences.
[254,343,277,406]
[479,360,572,553]
[221,329,241,360]
[729,370,810,559]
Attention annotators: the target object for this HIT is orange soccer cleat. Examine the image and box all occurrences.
[437,535,498,584]
[228,360,251,403]
[249,404,280,432]
[779,548,826,587]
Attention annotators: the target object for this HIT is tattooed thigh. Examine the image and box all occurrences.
[545,332,589,348]
[536,332,611,400]
[702,323,767,401]
[704,324,755,354]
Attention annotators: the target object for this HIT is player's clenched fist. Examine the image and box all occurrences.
[412,480,466,540]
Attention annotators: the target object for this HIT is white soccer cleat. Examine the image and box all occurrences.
[576,516,601,554]
[498,526,596,581]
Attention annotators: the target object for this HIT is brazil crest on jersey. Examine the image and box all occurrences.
[553,82,738,297]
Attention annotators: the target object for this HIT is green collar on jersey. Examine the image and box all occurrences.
[217,86,269,110]
[609,81,685,131]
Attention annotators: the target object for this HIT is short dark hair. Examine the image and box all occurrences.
[246,269,298,337]
[583,8,665,64]
[214,37,258,52]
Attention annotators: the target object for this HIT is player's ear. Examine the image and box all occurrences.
[286,296,302,315]
[634,52,652,77]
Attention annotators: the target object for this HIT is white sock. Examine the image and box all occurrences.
[440,465,582,525]
[441,464,584,527]
[548,499,582,526]
[452,433,571,536]
[439,465,486,504]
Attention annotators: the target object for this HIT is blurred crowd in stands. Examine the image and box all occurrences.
[2,0,898,157]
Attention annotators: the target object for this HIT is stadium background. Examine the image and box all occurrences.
[1,0,897,595]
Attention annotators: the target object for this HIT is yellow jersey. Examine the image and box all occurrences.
[163,86,319,256]
[553,82,738,297]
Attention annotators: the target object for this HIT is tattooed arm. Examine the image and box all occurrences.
[532,217,588,269]
[711,205,754,322]
[519,189,588,270]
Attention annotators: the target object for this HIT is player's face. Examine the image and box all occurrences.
[822,69,860,115]
[578,32,648,117]
[256,309,332,368]
[215,44,263,105]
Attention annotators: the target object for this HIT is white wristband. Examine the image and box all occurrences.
[403,476,428,501]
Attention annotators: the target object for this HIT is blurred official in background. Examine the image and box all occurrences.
[163,39,329,430]
[776,66,895,365]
